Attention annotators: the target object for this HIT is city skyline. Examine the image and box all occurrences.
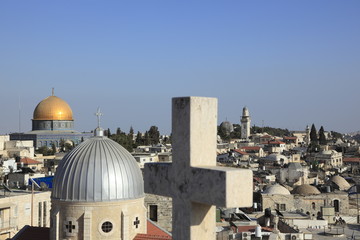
[1,1,359,135]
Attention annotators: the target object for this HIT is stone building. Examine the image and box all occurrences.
[0,190,51,240]
[261,184,350,219]
[144,194,172,232]
[314,149,343,169]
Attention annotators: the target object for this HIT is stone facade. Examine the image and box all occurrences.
[50,198,147,240]
[262,192,349,219]
[0,191,51,240]
[144,193,172,232]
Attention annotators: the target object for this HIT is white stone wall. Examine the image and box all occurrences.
[50,197,147,240]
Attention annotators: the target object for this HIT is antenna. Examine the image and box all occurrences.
[18,95,21,133]
[52,87,54,96]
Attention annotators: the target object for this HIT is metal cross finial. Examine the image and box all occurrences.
[95,107,103,128]
[52,88,54,96]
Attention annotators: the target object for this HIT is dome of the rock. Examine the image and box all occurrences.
[33,95,73,121]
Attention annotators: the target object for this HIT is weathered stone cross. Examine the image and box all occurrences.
[144,97,253,240]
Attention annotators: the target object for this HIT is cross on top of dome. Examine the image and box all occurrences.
[94,107,104,137]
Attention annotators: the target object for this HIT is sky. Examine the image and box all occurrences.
[1,1,359,135]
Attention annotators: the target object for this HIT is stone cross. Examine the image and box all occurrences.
[144,97,253,240]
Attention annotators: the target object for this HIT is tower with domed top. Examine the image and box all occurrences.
[240,106,251,140]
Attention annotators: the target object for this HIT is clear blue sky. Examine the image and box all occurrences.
[1,1,359,135]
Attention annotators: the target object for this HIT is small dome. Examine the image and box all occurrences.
[242,107,249,117]
[292,184,320,195]
[33,95,73,121]
[220,121,234,134]
[52,136,144,202]
[330,175,351,191]
[266,154,288,163]
[263,184,290,195]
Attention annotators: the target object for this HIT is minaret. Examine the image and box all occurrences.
[241,107,251,140]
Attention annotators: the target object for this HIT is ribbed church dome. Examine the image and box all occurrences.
[33,95,73,120]
[52,136,144,202]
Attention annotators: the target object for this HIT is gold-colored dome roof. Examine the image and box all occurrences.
[33,96,73,121]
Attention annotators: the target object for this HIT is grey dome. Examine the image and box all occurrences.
[52,136,144,202]
[220,121,234,135]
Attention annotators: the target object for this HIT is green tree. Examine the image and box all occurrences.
[310,124,318,144]
[148,126,160,145]
[51,143,57,155]
[331,131,343,139]
[107,128,111,137]
[308,124,320,152]
[135,131,143,145]
[110,133,133,152]
[37,146,52,156]
[144,131,150,145]
[318,126,327,145]
[116,127,122,135]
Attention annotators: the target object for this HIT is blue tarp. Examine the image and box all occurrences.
[28,176,54,189]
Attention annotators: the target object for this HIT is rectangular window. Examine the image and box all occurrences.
[43,202,47,227]
[149,205,158,222]
[280,204,286,211]
[38,202,42,227]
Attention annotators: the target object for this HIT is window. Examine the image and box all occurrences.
[312,202,316,210]
[101,221,113,233]
[280,204,286,211]
[38,202,42,226]
[64,217,78,236]
[149,205,158,222]
[334,199,340,212]
[43,202,47,227]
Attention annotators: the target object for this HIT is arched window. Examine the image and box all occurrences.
[334,199,340,212]
[312,202,316,210]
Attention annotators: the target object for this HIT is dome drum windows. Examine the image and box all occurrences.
[63,217,78,237]
[101,221,113,233]
[99,219,114,236]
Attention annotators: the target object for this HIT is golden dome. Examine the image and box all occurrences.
[33,96,73,121]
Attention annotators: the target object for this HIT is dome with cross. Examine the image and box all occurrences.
[52,109,144,202]
[52,135,144,202]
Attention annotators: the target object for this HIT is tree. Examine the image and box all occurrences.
[37,146,53,156]
[107,128,111,137]
[310,124,318,144]
[319,126,327,145]
[308,124,320,152]
[144,131,150,145]
[148,126,160,145]
[129,126,134,136]
[51,143,57,155]
[135,131,143,145]
[128,126,134,141]
[116,127,122,135]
